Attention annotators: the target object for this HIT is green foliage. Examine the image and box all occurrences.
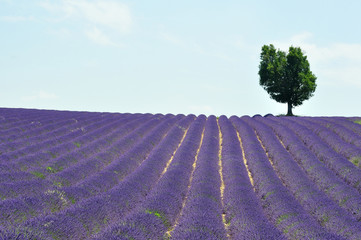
[306,165,315,172]
[259,44,317,115]
[0,194,6,200]
[46,165,63,173]
[354,120,361,125]
[146,209,162,218]
[262,191,275,200]
[53,181,63,187]
[339,196,350,206]
[351,157,361,166]
[68,196,76,204]
[74,142,81,148]
[321,214,330,226]
[277,214,291,225]
[145,209,170,228]
[283,222,297,234]
[30,171,45,179]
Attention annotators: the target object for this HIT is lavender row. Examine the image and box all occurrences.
[218,116,284,239]
[246,116,361,239]
[308,117,361,149]
[65,114,179,200]
[29,114,149,177]
[0,113,57,137]
[0,110,100,143]
[0,115,112,165]
[292,117,361,166]
[0,108,101,122]
[0,114,107,168]
[0,114,73,141]
[0,109,97,142]
[92,115,206,239]
[0,115,23,129]
[19,115,193,239]
[322,117,361,137]
[0,119,48,142]
[49,115,161,189]
[0,115,154,200]
[271,116,361,194]
[169,116,227,240]
[0,113,131,163]
[0,114,139,174]
[0,113,101,154]
[259,116,361,219]
[230,116,340,239]
[0,115,171,225]
[0,108,69,119]
[0,118,81,154]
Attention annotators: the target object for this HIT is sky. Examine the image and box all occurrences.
[1,0,361,117]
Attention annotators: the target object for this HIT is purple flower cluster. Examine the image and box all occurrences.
[0,115,163,226]
[271,116,361,194]
[169,116,227,239]
[292,117,361,165]
[325,117,361,137]
[46,115,155,187]
[0,113,120,162]
[231,116,342,240]
[21,115,193,239]
[0,114,119,173]
[308,118,361,148]
[92,115,206,239]
[63,116,166,198]
[0,115,146,198]
[246,116,361,239]
[218,116,284,239]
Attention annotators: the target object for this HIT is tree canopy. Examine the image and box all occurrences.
[259,44,317,116]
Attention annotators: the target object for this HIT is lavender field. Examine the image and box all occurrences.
[1,108,361,239]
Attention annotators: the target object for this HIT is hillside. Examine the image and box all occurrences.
[0,108,361,239]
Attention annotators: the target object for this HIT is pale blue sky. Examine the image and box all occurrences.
[1,0,361,116]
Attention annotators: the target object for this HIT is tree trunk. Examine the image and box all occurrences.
[287,102,293,116]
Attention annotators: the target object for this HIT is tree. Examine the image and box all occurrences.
[258,44,317,116]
